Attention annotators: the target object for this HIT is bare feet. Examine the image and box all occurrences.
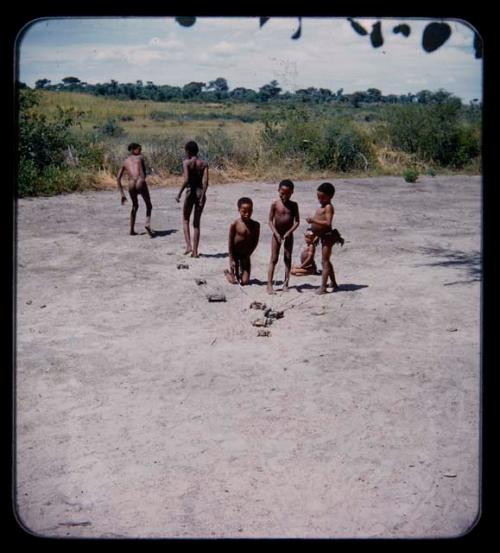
[282,283,289,292]
[183,248,192,255]
[145,226,156,238]
[191,252,200,258]
[130,230,138,236]
[224,269,237,284]
[267,286,276,295]
[315,287,327,295]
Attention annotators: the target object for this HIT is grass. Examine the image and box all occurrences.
[20,91,482,195]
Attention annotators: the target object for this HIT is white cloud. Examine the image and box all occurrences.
[148,37,185,51]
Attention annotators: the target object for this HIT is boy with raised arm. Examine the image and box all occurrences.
[306,182,339,294]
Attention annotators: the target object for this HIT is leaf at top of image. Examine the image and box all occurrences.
[422,22,452,53]
[393,24,411,37]
[175,17,197,28]
[348,18,368,36]
[370,21,384,48]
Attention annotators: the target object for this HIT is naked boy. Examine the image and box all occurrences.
[267,179,300,294]
[117,143,155,237]
[224,197,260,286]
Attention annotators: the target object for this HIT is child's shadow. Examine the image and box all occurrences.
[151,229,178,237]
[290,283,320,293]
[247,278,267,286]
[290,283,369,293]
[336,283,369,292]
[200,252,229,259]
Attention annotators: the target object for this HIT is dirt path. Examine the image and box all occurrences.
[15,176,481,538]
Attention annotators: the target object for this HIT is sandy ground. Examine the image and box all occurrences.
[15,175,481,539]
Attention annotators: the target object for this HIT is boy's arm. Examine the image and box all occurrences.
[176,161,189,202]
[307,205,334,227]
[267,202,281,242]
[117,166,127,204]
[248,222,260,255]
[228,222,237,269]
[283,202,300,239]
[200,163,209,205]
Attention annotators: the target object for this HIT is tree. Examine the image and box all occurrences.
[207,77,229,92]
[35,78,51,89]
[229,87,257,102]
[366,88,382,103]
[258,80,281,102]
[350,91,366,108]
[182,81,206,99]
[62,76,81,85]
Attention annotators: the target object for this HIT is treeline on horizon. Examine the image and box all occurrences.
[22,76,481,107]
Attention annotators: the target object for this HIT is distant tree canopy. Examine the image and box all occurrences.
[24,77,477,108]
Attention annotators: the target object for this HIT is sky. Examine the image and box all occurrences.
[17,17,483,103]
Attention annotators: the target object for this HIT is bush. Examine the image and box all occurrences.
[386,99,481,168]
[17,90,85,197]
[149,111,171,121]
[403,167,418,182]
[260,108,375,171]
[97,119,125,137]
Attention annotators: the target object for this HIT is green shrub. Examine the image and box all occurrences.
[260,108,375,171]
[97,119,125,137]
[17,90,85,197]
[149,111,171,121]
[403,167,418,182]
[386,99,481,168]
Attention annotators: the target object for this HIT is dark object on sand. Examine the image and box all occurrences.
[250,301,267,310]
[252,318,273,327]
[195,278,207,285]
[257,329,271,337]
[207,293,226,302]
[332,228,345,246]
[177,263,189,269]
[264,308,284,320]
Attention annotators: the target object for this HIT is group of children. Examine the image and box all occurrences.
[117,140,343,295]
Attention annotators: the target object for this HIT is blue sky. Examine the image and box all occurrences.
[17,17,482,102]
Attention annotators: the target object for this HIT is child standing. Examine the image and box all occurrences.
[175,141,209,257]
[306,182,339,294]
[267,179,300,294]
[224,197,260,286]
[117,143,155,237]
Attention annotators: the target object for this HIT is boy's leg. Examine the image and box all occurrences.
[267,235,281,294]
[141,185,155,237]
[182,194,194,254]
[129,188,139,235]
[282,235,294,291]
[191,195,205,257]
[317,243,333,294]
[224,256,238,284]
[240,256,251,286]
[328,258,339,290]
